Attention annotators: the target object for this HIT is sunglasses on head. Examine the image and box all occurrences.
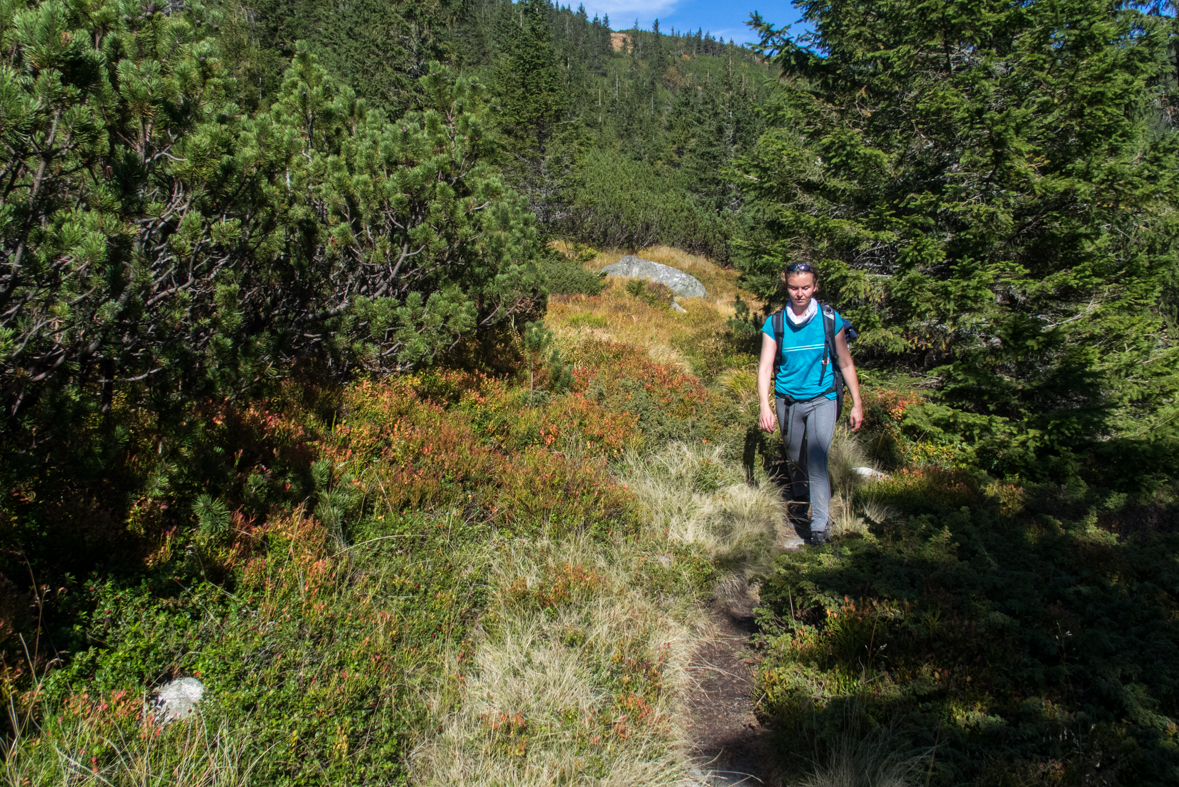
[786,263,815,273]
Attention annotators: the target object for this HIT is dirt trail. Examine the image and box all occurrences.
[685,589,782,787]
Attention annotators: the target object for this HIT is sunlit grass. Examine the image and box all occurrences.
[547,247,761,382]
[623,442,787,586]
[408,529,697,786]
[2,707,262,787]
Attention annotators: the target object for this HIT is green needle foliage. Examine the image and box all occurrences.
[738,0,1179,483]
[192,0,778,257]
[491,0,575,228]
[0,0,541,447]
[493,0,568,156]
[522,318,570,404]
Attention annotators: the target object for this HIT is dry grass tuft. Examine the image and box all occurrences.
[828,427,897,538]
[797,716,924,787]
[2,713,262,787]
[716,368,759,409]
[408,531,697,786]
[798,731,926,787]
[623,442,787,586]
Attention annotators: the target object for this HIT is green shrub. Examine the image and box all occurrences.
[625,279,676,309]
[565,149,736,260]
[754,471,1179,785]
[538,255,607,296]
[567,313,610,329]
[1,4,543,447]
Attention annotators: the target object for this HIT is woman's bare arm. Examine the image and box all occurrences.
[835,329,864,431]
[758,332,778,433]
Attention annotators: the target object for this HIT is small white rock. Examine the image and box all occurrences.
[149,677,205,723]
[853,466,889,479]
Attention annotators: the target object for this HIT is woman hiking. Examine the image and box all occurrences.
[757,262,863,545]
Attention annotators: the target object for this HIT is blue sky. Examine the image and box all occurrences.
[577,0,805,46]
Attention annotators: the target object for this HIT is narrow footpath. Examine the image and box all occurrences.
[685,588,782,787]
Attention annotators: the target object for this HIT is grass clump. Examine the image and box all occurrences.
[826,426,896,539]
[623,442,787,589]
[537,245,607,296]
[408,531,697,786]
[566,313,609,330]
[625,279,677,309]
[2,706,261,787]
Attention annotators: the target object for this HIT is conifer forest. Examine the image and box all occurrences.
[1,0,1179,785]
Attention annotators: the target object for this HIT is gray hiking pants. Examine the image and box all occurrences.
[776,396,837,535]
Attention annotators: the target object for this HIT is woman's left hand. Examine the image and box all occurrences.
[849,403,864,432]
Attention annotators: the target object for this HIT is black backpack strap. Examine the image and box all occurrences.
[820,302,845,419]
[771,309,784,396]
[820,304,834,375]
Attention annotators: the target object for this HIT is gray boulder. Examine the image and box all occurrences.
[148,677,205,723]
[601,255,706,299]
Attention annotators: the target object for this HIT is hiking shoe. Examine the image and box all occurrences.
[807,530,829,546]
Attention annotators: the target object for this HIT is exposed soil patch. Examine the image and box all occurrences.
[685,589,781,786]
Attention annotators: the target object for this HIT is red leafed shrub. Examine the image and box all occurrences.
[492,447,638,538]
[572,339,736,446]
[323,380,498,512]
[539,393,641,459]
[505,561,605,610]
[573,340,709,415]
[319,381,640,537]
[861,387,923,428]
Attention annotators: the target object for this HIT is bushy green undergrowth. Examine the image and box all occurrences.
[625,279,677,309]
[537,248,607,296]
[14,242,1176,787]
[0,311,778,784]
[754,468,1179,785]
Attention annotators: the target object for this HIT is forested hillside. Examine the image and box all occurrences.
[220,0,775,258]
[2,0,1179,785]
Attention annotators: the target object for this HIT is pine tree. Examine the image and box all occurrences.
[0,1,542,439]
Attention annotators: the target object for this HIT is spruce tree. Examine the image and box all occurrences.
[492,0,573,227]
[494,0,567,155]
[739,0,1179,478]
